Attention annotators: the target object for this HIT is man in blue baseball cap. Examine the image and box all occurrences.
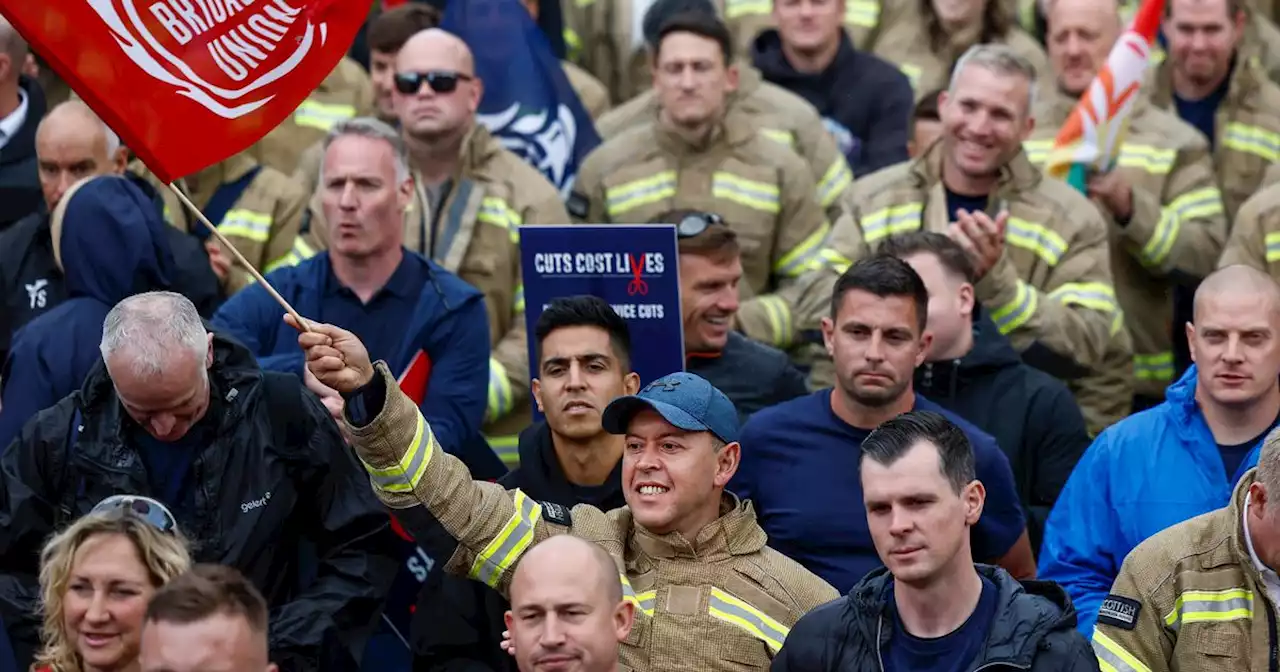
[294,320,839,670]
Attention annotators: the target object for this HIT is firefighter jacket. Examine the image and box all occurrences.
[1148,55,1280,221]
[1023,90,1227,399]
[307,124,569,467]
[869,17,1048,100]
[1092,469,1275,672]
[572,109,859,352]
[343,363,841,671]
[151,153,312,295]
[248,57,374,176]
[1223,179,1280,277]
[594,65,858,229]
[563,60,611,121]
[838,142,1123,379]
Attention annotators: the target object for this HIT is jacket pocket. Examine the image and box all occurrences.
[719,632,771,670]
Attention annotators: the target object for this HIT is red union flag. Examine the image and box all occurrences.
[0,0,371,182]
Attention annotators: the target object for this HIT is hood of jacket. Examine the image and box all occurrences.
[500,422,627,511]
[846,564,1081,666]
[915,311,1021,399]
[1164,364,1206,432]
[750,29,857,104]
[52,175,174,306]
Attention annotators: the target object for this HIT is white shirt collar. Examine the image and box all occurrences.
[1243,495,1280,605]
[0,89,29,148]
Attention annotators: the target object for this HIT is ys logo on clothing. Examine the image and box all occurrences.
[25,279,48,310]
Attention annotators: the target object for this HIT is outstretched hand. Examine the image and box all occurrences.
[286,314,375,395]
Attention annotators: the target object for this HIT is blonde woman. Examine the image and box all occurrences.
[32,496,190,672]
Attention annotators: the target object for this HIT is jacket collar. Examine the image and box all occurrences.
[1150,52,1264,112]
[909,138,1042,195]
[502,422,627,511]
[630,492,768,561]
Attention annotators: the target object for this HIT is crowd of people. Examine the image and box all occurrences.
[1,0,1280,668]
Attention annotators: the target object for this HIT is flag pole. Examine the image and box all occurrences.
[164,182,313,333]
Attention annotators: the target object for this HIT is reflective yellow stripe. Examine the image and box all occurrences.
[1163,588,1253,631]
[605,171,677,218]
[724,0,770,18]
[1006,217,1068,266]
[774,222,831,277]
[361,409,433,494]
[488,357,514,419]
[1134,351,1175,382]
[477,197,522,244]
[1022,139,1052,165]
[219,208,272,243]
[293,100,357,132]
[817,248,854,274]
[513,284,525,315]
[753,295,794,348]
[485,434,520,468]
[563,28,582,61]
[899,64,922,89]
[845,0,880,26]
[1223,122,1280,162]
[1266,232,1280,262]
[1048,281,1118,314]
[707,588,790,654]
[619,575,656,616]
[1091,630,1153,672]
[760,128,795,147]
[1111,309,1126,337]
[264,236,318,273]
[574,0,593,6]
[991,279,1038,334]
[468,489,542,588]
[1142,187,1222,267]
[861,203,922,244]
[1021,140,1177,176]
[712,172,781,214]
[818,158,854,208]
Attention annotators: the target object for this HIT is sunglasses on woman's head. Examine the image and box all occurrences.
[90,495,177,535]
[394,70,474,95]
[676,212,726,239]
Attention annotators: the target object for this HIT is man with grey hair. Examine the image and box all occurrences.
[0,288,399,669]
[827,42,1128,432]
[0,14,46,231]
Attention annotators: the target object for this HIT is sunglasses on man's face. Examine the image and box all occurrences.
[90,495,178,535]
[676,212,726,238]
[394,70,474,95]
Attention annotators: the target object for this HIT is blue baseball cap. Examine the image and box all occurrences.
[601,372,740,444]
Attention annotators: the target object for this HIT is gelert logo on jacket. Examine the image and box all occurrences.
[240,491,272,513]
[86,0,325,119]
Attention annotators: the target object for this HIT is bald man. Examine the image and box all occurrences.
[1039,265,1280,636]
[304,27,569,457]
[503,536,634,672]
[0,102,220,374]
[0,15,46,231]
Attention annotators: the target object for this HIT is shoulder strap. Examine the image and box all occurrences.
[193,166,264,242]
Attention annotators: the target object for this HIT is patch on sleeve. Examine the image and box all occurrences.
[540,501,572,527]
[1097,594,1142,630]
[566,191,590,219]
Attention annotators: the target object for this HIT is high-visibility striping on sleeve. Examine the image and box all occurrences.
[1091,630,1154,672]
[1005,218,1068,266]
[760,128,796,147]
[563,28,582,61]
[477,197,523,244]
[752,295,794,349]
[712,172,782,214]
[219,209,272,243]
[1141,187,1223,267]
[845,0,880,26]
[468,489,543,588]
[1134,351,1175,382]
[605,172,678,219]
[488,357,515,420]
[774,222,832,278]
[1048,282,1119,314]
[361,409,434,494]
[860,203,923,245]
[513,284,526,315]
[816,248,854,274]
[264,237,318,274]
[817,159,854,209]
[991,279,1038,335]
[724,0,770,18]
[1223,122,1280,162]
[293,100,358,132]
[1116,144,1176,175]
[620,575,656,617]
[1267,232,1280,263]
[1163,588,1253,631]
[707,588,791,654]
[485,434,520,469]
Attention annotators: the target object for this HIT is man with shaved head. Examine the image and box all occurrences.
[1040,264,1280,636]
[0,14,46,231]
[504,535,633,672]
[0,101,219,374]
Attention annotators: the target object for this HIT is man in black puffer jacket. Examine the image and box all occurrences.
[772,411,1097,672]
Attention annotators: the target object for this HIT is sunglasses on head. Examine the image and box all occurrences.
[675,212,726,239]
[90,495,177,535]
[394,70,473,95]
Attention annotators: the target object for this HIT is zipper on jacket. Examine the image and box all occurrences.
[875,616,886,672]
[1264,593,1278,672]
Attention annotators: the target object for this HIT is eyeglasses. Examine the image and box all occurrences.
[90,495,177,535]
[675,212,726,239]
[394,70,474,95]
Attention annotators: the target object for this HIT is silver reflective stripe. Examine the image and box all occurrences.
[1163,589,1253,631]
[468,490,542,588]
[707,588,789,653]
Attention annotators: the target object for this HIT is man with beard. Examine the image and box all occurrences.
[731,255,1034,593]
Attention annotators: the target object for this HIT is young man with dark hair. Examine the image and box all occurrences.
[909,88,945,157]
[879,230,1091,552]
[140,564,276,672]
[654,209,810,421]
[412,296,640,670]
[733,256,1036,593]
[773,411,1097,671]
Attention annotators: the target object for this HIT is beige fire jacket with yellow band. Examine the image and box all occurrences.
[344,362,840,671]
[1023,90,1227,401]
[305,125,569,468]
[572,109,862,354]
